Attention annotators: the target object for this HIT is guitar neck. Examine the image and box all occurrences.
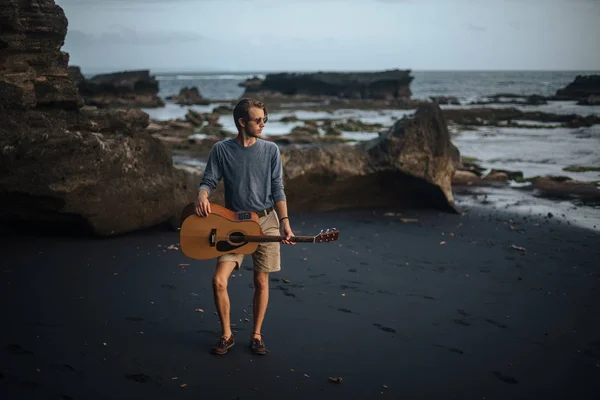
[243,235,316,243]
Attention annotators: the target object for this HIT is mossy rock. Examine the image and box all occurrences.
[460,156,480,164]
[325,126,342,136]
[291,124,319,135]
[563,165,600,173]
[335,118,383,132]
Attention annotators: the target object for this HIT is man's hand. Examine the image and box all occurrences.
[195,191,211,217]
[280,219,295,245]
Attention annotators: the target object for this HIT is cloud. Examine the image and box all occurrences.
[56,0,199,4]
[65,27,202,46]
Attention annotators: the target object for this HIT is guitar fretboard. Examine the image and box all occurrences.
[239,235,316,243]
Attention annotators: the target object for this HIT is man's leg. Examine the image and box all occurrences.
[252,270,269,339]
[213,260,237,337]
[249,211,280,355]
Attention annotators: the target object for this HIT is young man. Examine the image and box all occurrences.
[195,98,295,356]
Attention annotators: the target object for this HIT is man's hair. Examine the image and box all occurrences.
[233,98,268,130]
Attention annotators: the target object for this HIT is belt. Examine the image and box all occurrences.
[256,206,274,218]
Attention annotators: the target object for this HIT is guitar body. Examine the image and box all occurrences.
[180,203,263,260]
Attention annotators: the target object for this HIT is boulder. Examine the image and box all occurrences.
[430,96,460,105]
[0,0,195,236]
[482,171,509,183]
[77,69,165,108]
[278,103,459,213]
[532,176,600,206]
[166,86,210,105]
[452,170,481,185]
[239,69,413,100]
[556,75,600,100]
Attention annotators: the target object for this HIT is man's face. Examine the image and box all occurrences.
[242,107,266,138]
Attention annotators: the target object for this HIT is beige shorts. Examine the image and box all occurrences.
[217,209,281,273]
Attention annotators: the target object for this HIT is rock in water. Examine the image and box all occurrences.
[0,0,198,236]
[166,87,211,106]
[76,69,165,108]
[555,75,600,101]
[239,70,414,100]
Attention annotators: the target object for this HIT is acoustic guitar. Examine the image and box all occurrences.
[179,203,340,260]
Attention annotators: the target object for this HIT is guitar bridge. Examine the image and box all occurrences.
[209,229,216,247]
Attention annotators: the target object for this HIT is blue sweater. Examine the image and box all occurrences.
[198,138,286,212]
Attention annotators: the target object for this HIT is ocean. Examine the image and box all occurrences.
[152,70,600,103]
[141,70,600,231]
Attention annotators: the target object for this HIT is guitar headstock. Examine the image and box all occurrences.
[314,228,340,243]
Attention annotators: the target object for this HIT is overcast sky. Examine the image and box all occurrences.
[55,0,600,73]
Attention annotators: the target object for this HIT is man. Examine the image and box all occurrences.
[195,98,295,356]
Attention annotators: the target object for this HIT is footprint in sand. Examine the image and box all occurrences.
[373,323,396,333]
[49,364,76,373]
[434,344,464,354]
[6,344,34,355]
[492,371,519,384]
[454,319,471,327]
[275,285,298,299]
[485,318,508,329]
[125,373,152,383]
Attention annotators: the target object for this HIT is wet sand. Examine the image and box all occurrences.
[1,206,599,400]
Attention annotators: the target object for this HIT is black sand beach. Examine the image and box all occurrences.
[1,205,599,400]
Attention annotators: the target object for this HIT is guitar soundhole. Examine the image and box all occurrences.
[229,231,245,243]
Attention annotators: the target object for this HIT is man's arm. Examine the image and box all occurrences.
[270,145,294,244]
[196,145,222,216]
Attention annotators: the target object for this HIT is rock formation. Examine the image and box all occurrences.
[442,107,600,128]
[166,86,211,105]
[278,103,459,213]
[0,0,196,236]
[239,69,414,100]
[76,69,165,108]
[555,75,600,103]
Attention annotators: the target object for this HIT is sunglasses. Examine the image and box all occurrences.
[247,116,268,124]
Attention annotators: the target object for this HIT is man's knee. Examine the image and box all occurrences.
[253,272,269,291]
[212,274,228,291]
